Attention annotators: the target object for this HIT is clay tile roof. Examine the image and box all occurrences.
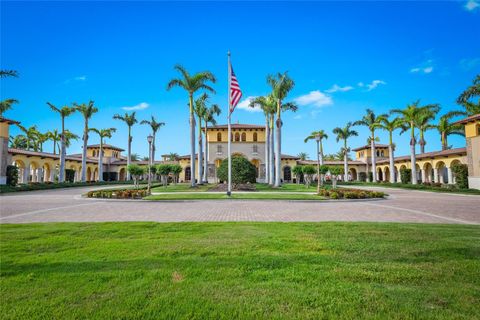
[352,144,389,151]
[0,116,20,125]
[206,124,265,130]
[8,148,97,163]
[453,114,480,125]
[87,144,124,151]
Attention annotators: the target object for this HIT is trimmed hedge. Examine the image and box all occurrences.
[6,165,18,187]
[318,187,384,199]
[87,189,148,199]
[400,168,411,184]
[451,163,469,189]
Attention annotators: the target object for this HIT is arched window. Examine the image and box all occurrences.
[377,151,380,157]
[253,132,258,142]
[217,132,222,142]
[241,132,246,141]
[235,132,240,141]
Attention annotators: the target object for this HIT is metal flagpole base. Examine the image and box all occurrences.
[226,191,231,197]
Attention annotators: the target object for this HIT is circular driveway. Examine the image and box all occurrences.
[0,186,479,224]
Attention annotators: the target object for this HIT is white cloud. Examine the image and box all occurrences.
[365,80,386,91]
[74,75,87,81]
[410,59,434,74]
[122,102,149,111]
[236,96,262,112]
[293,114,302,120]
[358,82,364,87]
[325,84,354,93]
[460,57,480,70]
[294,90,333,108]
[465,0,479,11]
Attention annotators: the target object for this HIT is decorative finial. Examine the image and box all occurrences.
[227,50,231,56]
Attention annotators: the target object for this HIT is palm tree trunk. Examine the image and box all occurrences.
[410,126,418,185]
[127,126,132,181]
[81,122,88,182]
[189,94,196,187]
[197,117,203,185]
[389,139,395,183]
[59,116,66,183]
[98,139,103,182]
[265,119,269,184]
[319,140,324,186]
[203,126,208,183]
[269,117,275,185]
[274,104,281,187]
[371,132,377,182]
[442,133,447,150]
[343,140,348,181]
[152,132,156,163]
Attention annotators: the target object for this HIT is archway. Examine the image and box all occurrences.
[86,167,92,182]
[377,168,383,182]
[184,166,191,181]
[283,166,292,182]
[217,132,222,142]
[384,167,390,182]
[349,168,358,181]
[234,132,240,142]
[435,161,447,184]
[241,132,246,141]
[119,168,126,181]
[253,132,258,142]
[394,166,399,183]
[449,160,461,184]
[251,159,261,179]
[43,163,51,182]
[423,163,433,183]
[29,161,40,183]
[12,159,26,184]
[415,164,421,183]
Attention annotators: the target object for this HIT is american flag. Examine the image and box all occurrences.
[229,63,242,113]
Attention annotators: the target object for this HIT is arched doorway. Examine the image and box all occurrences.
[450,160,461,184]
[436,161,447,184]
[423,163,433,183]
[119,168,126,181]
[377,168,383,182]
[12,159,26,184]
[384,167,390,182]
[283,166,292,182]
[251,159,260,179]
[349,168,358,181]
[185,166,191,181]
[86,167,92,182]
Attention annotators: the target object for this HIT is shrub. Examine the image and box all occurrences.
[217,155,256,187]
[170,164,182,184]
[156,164,172,187]
[127,164,146,188]
[328,166,343,189]
[368,172,373,183]
[6,165,18,186]
[318,187,384,199]
[292,166,304,185]
[330,191,339,199]
[302,165,316,188]
[400,168,411,184]
[451,163,468,189]
[65,169,75,183]
[87,188,148,199]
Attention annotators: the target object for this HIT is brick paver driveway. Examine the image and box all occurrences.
[1,186,479,224]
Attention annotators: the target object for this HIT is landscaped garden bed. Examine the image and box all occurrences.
[86,188,149,199]
[338,181,480,195]
[319,187,385,199]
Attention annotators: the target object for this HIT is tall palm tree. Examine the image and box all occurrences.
[202,102,221,183]
[333,122,358,181]
[0,70,18,78]
[167,64,216,187]
[75,101,98,182]
[167,152,179,161]
[249,95,276,184]
[47,129,61,154]
[354,109,387,182]
[436,111,467,150]
[194,93,209,184]
[305,130,328,187]
[377,116,403,183]
[36,132,49,152]
[113,112,137,180]
[457,74,480,116]
[413,106,439,154]
[391,101,439,184]
[9,135,28,149]
[267,72,296,187]
[47,102,76,182]
[89,127,116,182]
[63,130,79,148]
[16,124,40,151]
[140,116,165,163]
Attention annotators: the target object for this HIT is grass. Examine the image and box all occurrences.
[145,192,326,201]
[150,183,213,193]
[0,180,149,194]
[339,181,480,195]
[1,222,479,319]
[255,183,318,192]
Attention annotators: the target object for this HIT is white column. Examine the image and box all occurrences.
[50,169,55,182]
[396,170,402,183]
[23,163,30,183]
[421,169,426,183]
[37,168,43,182]
[383,169,387,182]
[447,167,454,185]
[433,168,439,183]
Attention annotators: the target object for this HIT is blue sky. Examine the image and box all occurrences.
[1,1,479,159]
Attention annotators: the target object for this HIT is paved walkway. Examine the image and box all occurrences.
[0,186,479,224]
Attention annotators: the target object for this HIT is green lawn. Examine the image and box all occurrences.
[255,183,318,192]
[145,193,325,201]
[1,222,479,319]
[150,183,318,193]
[151,183,213,193]
[339,181,480,195]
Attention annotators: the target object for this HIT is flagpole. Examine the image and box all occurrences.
[227,50,232,196]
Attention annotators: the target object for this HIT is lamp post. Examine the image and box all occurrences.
[147,135,153,194]
[315,134,321,193]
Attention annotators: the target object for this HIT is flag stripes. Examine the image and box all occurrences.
[229,66,242,113]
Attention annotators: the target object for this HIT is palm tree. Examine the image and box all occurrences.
[16,124,40,151]
[167,152,179,161]
[47,129,61,154]
[249,95,276,184]
[113,112,138,180]
[0,70,18,78]
[297,152,309,160]
[47,102,76,182]
[391,101,439,184]
[436,111,467,150]
[63,130,79,148]
[9,135,28,149]
[0,99,19,116]
[194,93,209,184]
[354,109,387,182]
[267,72,296,187]
[457,75,480,116]
[131,153,140,161]
[333,122,358,181]
[413,106,439,154]
[202,103,221,183]
[167,64,216,187]
[36,132,49,152]
[304,130,328,187]
[377,116,403,183]
[75,101,98,182]
[89,127,116,182]
[140,116,165,163]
